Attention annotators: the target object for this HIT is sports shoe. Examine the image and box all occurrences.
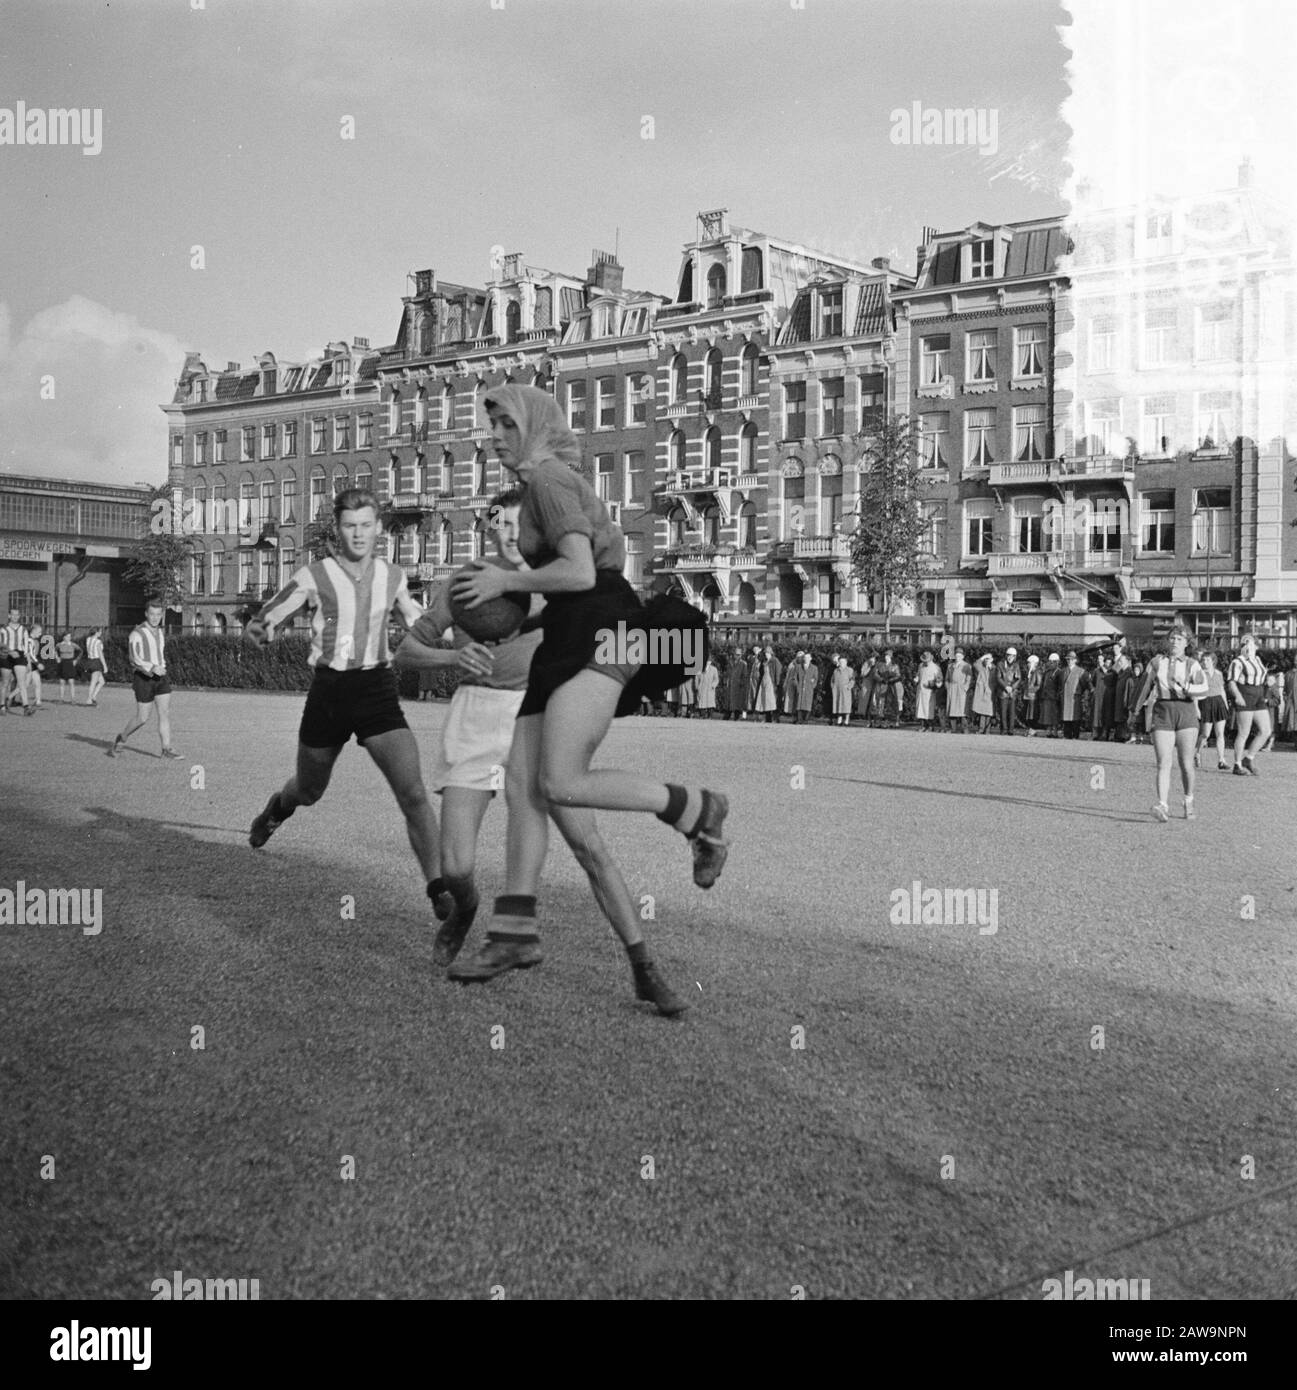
[1218,761,1229,771]
[1184,799,1196,820]
[23,705,34,716]
[107,735,123,758]
[1232,764,1249,777]
[634,960,688,1017]
[249,792,286,848]
[1242,757,1259,777]
[689,790,730,890]
[448,936,542,982]
[160,748,181,760]
[433,897,478,967]
[1151,802,1169,823]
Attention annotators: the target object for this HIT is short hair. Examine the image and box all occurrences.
[490,485,524,513]
[145,596,165,610]
[334,488,380,521]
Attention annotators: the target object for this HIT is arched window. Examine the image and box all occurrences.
[475,384,489,428]
[474,449,488,496]
[439,519,453,565]
[741,246,763,294]
[260,471,275,528]
[414,387,427,429]
[278,542,297,589]
[740,423,759,473]
[740,500,758,549]
[668,430,685,473]
[279,472,296,527]
[333,464,349,498]
[737,580,757,614]
[669,505,689,548]
[387,458,399,499]
[192,479,207,534]
[418,315,433,356]
[387,388,401,437]
[670,353,688,404]
[505,300,521,343]
[741,344,760,396]
[441,451,455,493]
[705,349,723,404]
[388,526,404,566]
[705,426,722,472]
[239,474,256,530]
[700,504,720,547]
[534,286,553,330]
[707,264,726,309]
[441,382,455,429]
[353,461,372,495]
[210,544,227,597]
[474,518,489,559]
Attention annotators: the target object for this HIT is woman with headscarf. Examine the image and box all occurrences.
[448,384,724,1013]
[970,653,995,733]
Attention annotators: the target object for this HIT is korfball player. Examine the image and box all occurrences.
[245,488,447,918]
[1,608,33,716]
[394,485,686,1015]
[447,383,727,996]
[109,598,181,758]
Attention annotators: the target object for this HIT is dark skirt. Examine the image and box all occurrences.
[1199,694,1229,724]
[518,571,709,720]
[59,659,77,680]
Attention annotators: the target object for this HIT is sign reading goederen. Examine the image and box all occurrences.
[0,538,57,562]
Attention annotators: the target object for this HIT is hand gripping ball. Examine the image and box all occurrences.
[449,557,529,643]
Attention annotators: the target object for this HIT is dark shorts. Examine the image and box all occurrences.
[1150,698,1198,732]
[3,653,28,671]
[133,672,173,703]
[58,659,77,680]
[1234,683,1266,712]
[299,665,409,748]
[518,572,705,720]
[86,659,106,675]
[1199,695,1229,724]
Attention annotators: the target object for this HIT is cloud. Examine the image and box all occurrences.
[0,297,186,489]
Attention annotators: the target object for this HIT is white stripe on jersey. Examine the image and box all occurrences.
[1228,654,1267,686]
[2,623,28,656]
[130,625,166,673]
[85,635,104,661]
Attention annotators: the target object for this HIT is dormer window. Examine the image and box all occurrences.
[820,289,843,338]
[706,264,726,310]
[969,239,993,279]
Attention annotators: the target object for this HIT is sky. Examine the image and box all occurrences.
[0,0,1291,487]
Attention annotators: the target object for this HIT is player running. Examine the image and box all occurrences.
[1,608,34,716]
[245,488,447,918]
[393,486,686,1015]
[109,598,181,758]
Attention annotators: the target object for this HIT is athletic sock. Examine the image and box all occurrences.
[488,894,539,943]
[664,788,704,837]
[626,940,649,966]
[656,783,687,827]
[443,873,478,912]
[426,876,448,905]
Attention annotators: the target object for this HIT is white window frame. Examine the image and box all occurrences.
[969,239,993,279]
[964,504,993,557]
[1013,405,1047,462]
[918,413,949,469]
[965,408,995,467]
[596,377,616,430]
[1014,324,1046,379]
[920,335,951,386]
[567,380,587,431]
[966,330,997,383]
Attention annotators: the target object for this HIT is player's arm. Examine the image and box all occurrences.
[249,573,311,643]
[128,630,152,675]
[390,571,425,632]
[393,587,459,671]
[1184,661,1209,698]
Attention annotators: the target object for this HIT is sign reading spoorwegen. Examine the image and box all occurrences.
[0,538,57,562]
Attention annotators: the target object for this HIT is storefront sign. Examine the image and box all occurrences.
[772,609,854,621]
[0,538,56,562]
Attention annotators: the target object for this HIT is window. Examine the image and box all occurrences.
[625,451,646,505]
[195,432,209,466]
[239,551,254,594]
[440,451,454,493]
[741,345,760,397]
[474,450,488,497]
[568,380,587,431]
[1140,396,1174,455]
[1013,405,1047,462]
[281,474,297,526]
[1015,324,1046,378]
[239,479,256,530]
[700,504,720,547]
[740,502,758,549]
[332,465,349,498]
[387,392,401,437]
[918,413,949,468]
[920,502,945,560]
[505,300,521,343]
[1194,487,1231,553]
[670,354,688,404]
[1140,490,1176,552]
[1145,211,1173,248]
[354,462,372,495]
[706,264,726,309]
[965,504,993,556]
[859,377,885,433]
[1014,498,1045,553]
[261,424,276,460]
[963,590,992,610]
[282,421,297,457]
[214,429,227,463]
[596,377,615,429]
[1195,391,1232,449]
[260,478,275,524]
[473,521,488,560]
[668,505,689,548]
[703,427,721,473]
[258,549,274,595]
[1143,306,1177,366]
[356,412,372,449]
[1085,400,1120,456]
[784,382,806,440]
[1196,303,1231,361]
[920,335,950,386]
[627,372,651,425]
[310,467,327,520]
[594,453,615,501]
[191,554,205,596]
[171,435,184,468]
[820,289,843,338]
[334,415,351,451]
[969,239,993,279]
[278,544,297,590]
[1088,497,1123,553]
[441,384,455,429]
[740,423,758,474]
[967,330,997,383]
[668,430,685,473]
[192,481,206,533]
[413,390,427,431]
[623,534,644,587]
[1089,317,1116,372]
[438,520,453,565]
[821,378,844,435]
[965,408,995,466]
[210,547,226,596]
[310,418,326,454]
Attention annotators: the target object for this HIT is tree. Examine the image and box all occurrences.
[122,485,191,609]
[302,512,338,562]
[848,415,937,635]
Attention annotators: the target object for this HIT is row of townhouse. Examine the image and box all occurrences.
[160,179,1297,643]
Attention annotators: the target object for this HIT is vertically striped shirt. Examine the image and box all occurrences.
[258,556,421,671]
[1227,653,1267,687]
[1151,655,1207,700]
[1,622,29,661]
[129,623,167,675]
[85,634,105,663]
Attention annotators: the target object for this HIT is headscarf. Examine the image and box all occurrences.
[481,382,582,470]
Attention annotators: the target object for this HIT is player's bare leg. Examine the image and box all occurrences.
[249,743,342,846]
[432,785,492,964]
[362,726,440,882]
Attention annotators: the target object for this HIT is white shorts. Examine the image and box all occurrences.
[430,684,525,794]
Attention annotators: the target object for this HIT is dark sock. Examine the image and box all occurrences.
[684,789,715,839]
[444,873,478,910]
[494,894,536,918]
[426,876,448,905]
[626,941,649,966]
[272,792,295,822]
[656,783,687,826]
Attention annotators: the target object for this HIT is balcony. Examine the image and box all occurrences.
[987,546,1134,577]
[656,468,735,497]
[989,460,1054,486]
[465,493,495,509]
[391,493,424,510]
[987,553,1052,576]
[407,562,455,582]
[792,535,852,561]
[1062,453,1136,481]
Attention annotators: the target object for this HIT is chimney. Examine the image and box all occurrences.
[588,248,624,295]
[871,256,890,272]
[352,336,370,350]
[1238,155,1252,188]
[226,361,240,372]
[415,269,434,295]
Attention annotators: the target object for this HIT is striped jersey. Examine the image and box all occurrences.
[130,623,167,674]
[259,556,421,671]
[1151,655,1207,700]
[2,621,29,659]
[1228,653,1267,687]
[85,634,104,663]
